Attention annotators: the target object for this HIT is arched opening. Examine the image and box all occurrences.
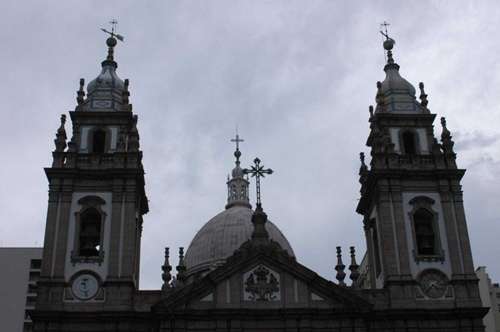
[402,131,417,155]
[79,208,102,257]
[414,208,436,256]
[92,129,106,153]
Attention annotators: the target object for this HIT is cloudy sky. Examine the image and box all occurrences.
[1,1,499,289]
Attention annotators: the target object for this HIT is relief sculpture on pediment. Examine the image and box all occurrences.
[243,265,280,301]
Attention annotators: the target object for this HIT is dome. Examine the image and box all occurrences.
[377,63,419,113]
[184,205,295,276]
[87,61,124,95]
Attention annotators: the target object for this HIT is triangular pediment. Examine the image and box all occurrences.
[153,244,372,313]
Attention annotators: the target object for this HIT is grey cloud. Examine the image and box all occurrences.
[1,0,499,288]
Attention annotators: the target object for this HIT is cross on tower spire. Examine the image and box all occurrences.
[243,158,273,208]
[230,131,244,164]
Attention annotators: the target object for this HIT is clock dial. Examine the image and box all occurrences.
[419,269,448,299]
[71,273,99,300]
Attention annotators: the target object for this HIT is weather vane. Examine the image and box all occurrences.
[101,19,124,42]
[380,21,390,40]
[243,158,273,208]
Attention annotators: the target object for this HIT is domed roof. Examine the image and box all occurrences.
[184,205,295,276]
[87,60,125,95]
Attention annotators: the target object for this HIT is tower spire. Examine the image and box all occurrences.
[101,19,124,63]
[380,21,396,67]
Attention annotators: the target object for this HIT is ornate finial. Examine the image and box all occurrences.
[76,78,85,105]
[359,152,368,172]
[419,82,429,107]
[128,115,140,152]
[369,105,374,119]
[348,246,360,286]
[54,114,67,153]
[376,81,384,107]
[161,247,172,292]
[175,247,186,286]
[441,117,450,138]
[440,116,455,156]
[335,246,346,286]
[101,20,124,62]
[360,152,366,166]
[359,152,368,186]
[122,78,130,105]
[243,157,273,209]
[380,21,396,65]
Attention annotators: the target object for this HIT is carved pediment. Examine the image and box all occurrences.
[153,246,372,313]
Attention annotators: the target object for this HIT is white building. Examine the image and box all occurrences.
[476,267,500,332]
[0,248,43,332]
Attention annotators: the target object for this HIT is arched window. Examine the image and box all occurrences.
[79,208,101,257]
[414,208,436,256]
[402,131,417,155]
[92,129,106,153]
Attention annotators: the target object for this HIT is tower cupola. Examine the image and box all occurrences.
[376,32,427,114]
[79,26,129,112]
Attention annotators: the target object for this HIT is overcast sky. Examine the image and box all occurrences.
[1,1,499,289]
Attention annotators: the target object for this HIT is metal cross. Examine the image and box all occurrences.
[101,19,124,41]
[380,21,390,40]
[231,133,244,152]
[243,158,273,207]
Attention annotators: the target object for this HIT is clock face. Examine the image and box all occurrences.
[71,273,99,300]
[419,269,448,299]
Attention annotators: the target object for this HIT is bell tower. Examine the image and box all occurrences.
[36,27,148,314]
[357,32,481,308]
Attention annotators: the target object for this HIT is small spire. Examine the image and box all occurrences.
[380,21,396,66]
[161,247,172,292]
[122,79,130,105]
[375,81,384,107]
[128,115,140,152]
[419,82,429,107]
[176,247,187,285]
[368,105,374,119]
[441,117,451,140]
[54,114,67,152]
[440,117,455,154]
[348,246,360,286]
[359,152,368,185]
[335,246,346,286]
[76,78,85,105]
[250,203,270,245]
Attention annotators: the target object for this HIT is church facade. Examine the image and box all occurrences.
[31,31,487,331]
